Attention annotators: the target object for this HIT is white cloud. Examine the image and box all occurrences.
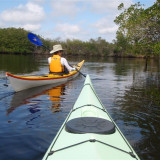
[55,23,80,33]
[0,2,44,23]
[0,20,5,27]
[50,0,133,17]
[75,0,133,14]
[90,1,118,13]
[30,0,45,4]
[50,0,80,17]
[54,23,81,39]
[86,0,133,41]
[0,0,136,42]
[48,0,134,41]
[94,17,118,34]
[0,2,45,32]
[22,24,41,31]
[99,26,118,34]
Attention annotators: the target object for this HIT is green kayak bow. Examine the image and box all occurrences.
[42,75,140,160]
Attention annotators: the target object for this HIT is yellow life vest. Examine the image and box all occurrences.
[49,55,64,72]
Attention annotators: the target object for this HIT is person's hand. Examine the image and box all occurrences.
[71,68,76,71]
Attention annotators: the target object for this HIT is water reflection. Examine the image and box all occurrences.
[0,54,40,74]
[7,83,66,115]
[1,54,160,160]
[114,72,160,159]
[1,81,67,160]
[48,85,65,113]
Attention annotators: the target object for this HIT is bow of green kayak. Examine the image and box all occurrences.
[42,75,140,160]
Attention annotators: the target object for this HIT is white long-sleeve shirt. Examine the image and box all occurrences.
[48,57,75,72]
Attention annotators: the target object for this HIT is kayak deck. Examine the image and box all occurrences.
[6,60,84,80]
[6,60,84,92]
[42,75,140,160]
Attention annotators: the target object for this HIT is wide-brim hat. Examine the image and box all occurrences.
[50,44,64,54]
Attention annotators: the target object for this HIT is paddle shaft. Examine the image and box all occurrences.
[69,63,86,77]
[42,45,50,51]
[75,68,86,77]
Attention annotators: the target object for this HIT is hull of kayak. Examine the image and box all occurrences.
[42,75,140,160]
[6,60,84,92]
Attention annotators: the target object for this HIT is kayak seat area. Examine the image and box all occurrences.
[65,117,115,134]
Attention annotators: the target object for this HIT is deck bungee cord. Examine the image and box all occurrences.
[47,138,137,159]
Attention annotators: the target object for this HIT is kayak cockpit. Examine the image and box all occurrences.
[65,117,115,134]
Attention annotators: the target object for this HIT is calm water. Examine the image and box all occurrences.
[0,54,160,160]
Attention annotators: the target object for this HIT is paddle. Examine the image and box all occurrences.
[28,33,86,77]
[28,33,50,50]
[76,69,86,77]
[72,65,86,77]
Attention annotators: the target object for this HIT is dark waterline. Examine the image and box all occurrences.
[0,54,160,160]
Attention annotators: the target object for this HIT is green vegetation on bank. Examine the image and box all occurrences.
[0,1,159,57]
[114,0,160,57]
[0,28,34,54]
[0,28,115,56]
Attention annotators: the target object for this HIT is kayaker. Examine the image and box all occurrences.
[48,44,76,74]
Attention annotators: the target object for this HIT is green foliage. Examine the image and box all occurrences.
[61,37,114,56]
[0,27,114,56]
[1,1,160,58]
[153,42,160,55]
[118,3,124,10]
[114,1,160,56]
[113,31,130,56]
[0,28,35,54]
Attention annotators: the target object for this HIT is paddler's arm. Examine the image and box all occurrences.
[48,57,51,64]
[48,57,51,72]
[61,58,76,72]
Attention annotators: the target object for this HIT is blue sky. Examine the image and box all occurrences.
[0,0,156,42]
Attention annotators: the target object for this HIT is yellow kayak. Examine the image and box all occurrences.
[6,60,84,92]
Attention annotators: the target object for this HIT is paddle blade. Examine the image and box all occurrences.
[28,33,43,46]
